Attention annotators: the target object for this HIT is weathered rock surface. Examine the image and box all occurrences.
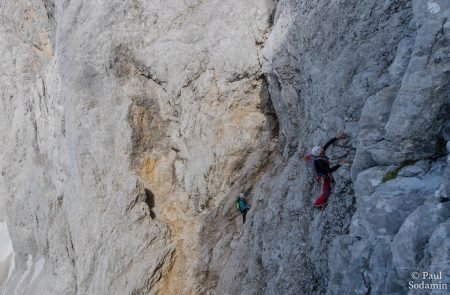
[1,0,449,294]
[218,0,449,294]
[0,0,277,294]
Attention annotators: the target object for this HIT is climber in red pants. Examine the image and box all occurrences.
[311,131,349,209]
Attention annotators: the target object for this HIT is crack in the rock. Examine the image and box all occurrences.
[427,17,447,65]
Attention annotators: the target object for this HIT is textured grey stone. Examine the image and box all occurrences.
[1,0,449,294]
[221,0,449,294]
[391,201,450,281]
[0,0,277,293]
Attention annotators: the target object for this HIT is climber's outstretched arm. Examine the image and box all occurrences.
[323,131,346,151]
[323,137,337,151]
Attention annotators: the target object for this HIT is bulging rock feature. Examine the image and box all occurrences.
[219,0,449,294]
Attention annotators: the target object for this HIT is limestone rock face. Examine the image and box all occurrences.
[1,0,449,294]
[218,0,449,294]
[0,0,277,294]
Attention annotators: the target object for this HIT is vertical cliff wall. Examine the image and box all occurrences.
[217,0,449,294]
[0,0,278,294]
[1,0,449,294]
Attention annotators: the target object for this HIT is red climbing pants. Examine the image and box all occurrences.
[314,176,331,207]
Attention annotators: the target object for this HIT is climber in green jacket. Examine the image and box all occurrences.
[236,193,251,224]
